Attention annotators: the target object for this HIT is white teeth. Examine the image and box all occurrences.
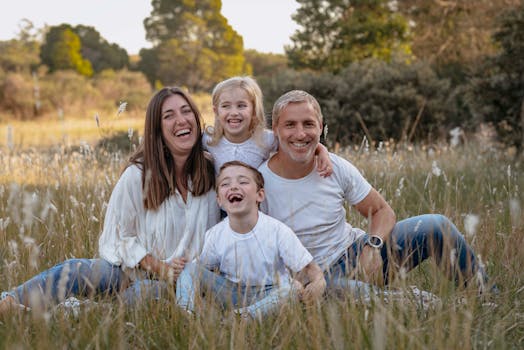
[292,142,307,147]
[175,129,190,136]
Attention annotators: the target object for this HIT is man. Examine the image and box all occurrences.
[259,90,491,292]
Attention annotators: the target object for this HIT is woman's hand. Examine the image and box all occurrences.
[164,257,187,283]
[139,254,187,284]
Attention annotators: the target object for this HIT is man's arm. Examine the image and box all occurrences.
[354,188,396,241]
[353,188,396,282]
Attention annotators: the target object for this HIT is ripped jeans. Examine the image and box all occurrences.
[326,214,489,293]
[1,258,174,308]
[176,262,292,319]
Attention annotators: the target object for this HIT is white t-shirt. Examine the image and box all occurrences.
[259,153,372,270]
[203,129,278,174]
[98,164,220,278]
[199,211,313,287]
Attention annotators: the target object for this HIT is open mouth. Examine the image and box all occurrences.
[227,193,243,203]
[175,128,191,137]
[227,118,242,126]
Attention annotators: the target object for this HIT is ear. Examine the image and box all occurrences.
[213,105,218,117]
[256,188,265,204]
[216,193,224,209]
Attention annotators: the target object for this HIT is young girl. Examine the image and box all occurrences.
[203,76,332,175]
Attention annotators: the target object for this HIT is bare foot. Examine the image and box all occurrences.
[0,295,20,316]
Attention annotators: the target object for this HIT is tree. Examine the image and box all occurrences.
[73,25,129,73]
[0,20,40,73]
[40,24,93,77]
[399,1,519,67]
[468,2,524,156]
[286,0,411,72]
[140,0,246,90]
[244,50,287,77]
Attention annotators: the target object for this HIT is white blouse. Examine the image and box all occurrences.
[98,164,220,277]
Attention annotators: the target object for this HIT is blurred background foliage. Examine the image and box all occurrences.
[0,0,523,156]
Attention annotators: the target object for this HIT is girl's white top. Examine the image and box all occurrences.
[203,129,278,173]
[98,164,220,278]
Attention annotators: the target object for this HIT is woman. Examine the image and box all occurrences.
[0,87,220,313]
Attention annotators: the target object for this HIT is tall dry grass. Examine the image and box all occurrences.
[0,131,522,348]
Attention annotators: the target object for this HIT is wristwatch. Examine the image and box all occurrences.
[364,235,384,249]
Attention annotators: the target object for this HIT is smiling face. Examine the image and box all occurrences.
[214,87,254,143]
[216,164,265,218]
[161,94,198,158]
[274,101,323,165]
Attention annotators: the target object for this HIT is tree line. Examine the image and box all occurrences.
[0,0,523,155]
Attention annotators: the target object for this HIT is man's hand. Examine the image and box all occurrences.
[357,246,383,284]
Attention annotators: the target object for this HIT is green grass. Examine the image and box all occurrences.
[0,137,523,349]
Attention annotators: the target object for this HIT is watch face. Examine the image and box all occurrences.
[368,235,383,248]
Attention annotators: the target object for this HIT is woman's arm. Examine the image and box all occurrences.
[139,254,187,284]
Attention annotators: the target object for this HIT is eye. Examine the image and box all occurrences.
[220,182,229,187]
[162,113,173,119]
[181,107,193,115]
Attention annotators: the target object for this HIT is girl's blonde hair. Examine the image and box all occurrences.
[206,76,266,146]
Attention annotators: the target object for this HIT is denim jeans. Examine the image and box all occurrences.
[1,258,172,308]
[176,262,292,318]
[326,214,488,290]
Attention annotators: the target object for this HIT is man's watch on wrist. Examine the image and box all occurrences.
[364,235,384,249]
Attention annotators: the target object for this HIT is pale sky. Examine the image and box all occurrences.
[0,0,299,55]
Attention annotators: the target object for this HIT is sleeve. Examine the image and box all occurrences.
[202,131,212,152]
[199,227,220,270]
[98,165,148,268]
[332,154,372,205]
[265,130,279,153]
[276,223,313,273]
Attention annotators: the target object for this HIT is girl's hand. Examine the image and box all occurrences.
[315,144,333,177]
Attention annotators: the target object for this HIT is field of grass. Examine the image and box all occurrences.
[0,125,523,348]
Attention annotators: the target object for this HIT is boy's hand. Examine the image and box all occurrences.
[299,277,326,305]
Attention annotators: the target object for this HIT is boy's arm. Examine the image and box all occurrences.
[315,143,333,177]
[295,261,326,304]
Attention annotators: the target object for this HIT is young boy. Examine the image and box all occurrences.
[176,161,326,318]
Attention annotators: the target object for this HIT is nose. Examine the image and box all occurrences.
[295,125,306,139]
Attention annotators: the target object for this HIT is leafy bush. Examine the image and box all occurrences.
[0,72,36,119]
[93,69,152,112]
[259,60,459,147]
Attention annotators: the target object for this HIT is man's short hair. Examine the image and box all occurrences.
[271,90,323,128]
[216,160,265,191]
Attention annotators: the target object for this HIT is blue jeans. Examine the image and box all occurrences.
[1,258,172,308]
[326,214,488,289]
[176,262,292,318]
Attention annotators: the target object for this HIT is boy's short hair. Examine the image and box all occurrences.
[217,160,265,191]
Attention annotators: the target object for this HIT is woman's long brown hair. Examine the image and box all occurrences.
[128,87,215,210]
